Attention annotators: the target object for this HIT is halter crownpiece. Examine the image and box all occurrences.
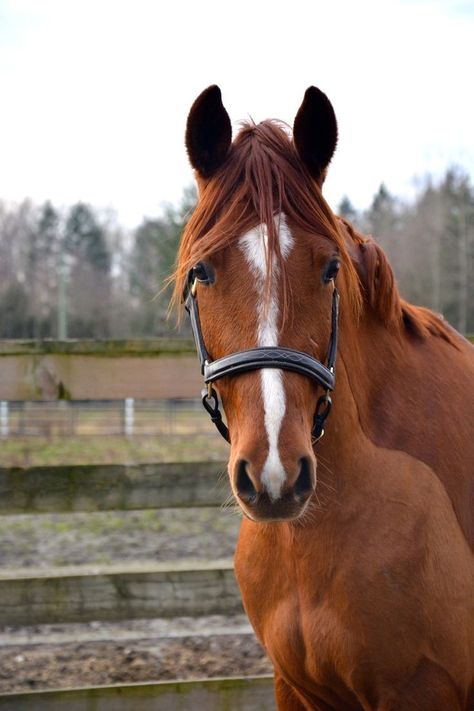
[184,268,339,444]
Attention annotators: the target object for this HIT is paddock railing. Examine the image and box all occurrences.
[0,460,237,627]
[0,676,276,711]
[1,336,473,402]
[0,399,209,438]
[0,339,201,401]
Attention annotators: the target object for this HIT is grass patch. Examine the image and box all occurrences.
[0,435,229,467]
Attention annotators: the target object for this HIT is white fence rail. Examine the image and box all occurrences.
[0,399,211,438]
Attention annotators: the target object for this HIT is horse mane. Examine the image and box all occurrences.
[338,218,458,347]
[172,120,361,320]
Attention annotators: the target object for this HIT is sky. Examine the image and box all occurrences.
[0,0,473,227]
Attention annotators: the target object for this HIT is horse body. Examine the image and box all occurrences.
[178,85,474,709]
[235,303,474,709]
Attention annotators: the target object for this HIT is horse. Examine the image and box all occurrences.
[174,85,474,710]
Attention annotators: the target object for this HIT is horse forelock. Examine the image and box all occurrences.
[172,120,361,321]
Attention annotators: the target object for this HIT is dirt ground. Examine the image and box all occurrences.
[0,507,240,568]
[0,633,272,693]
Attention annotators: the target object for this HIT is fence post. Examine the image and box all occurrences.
[124,398,135,436]
[0,401,9,438]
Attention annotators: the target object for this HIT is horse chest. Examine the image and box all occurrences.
[235,539,367,707]
[234,524,359,680]
[234,512,474,707]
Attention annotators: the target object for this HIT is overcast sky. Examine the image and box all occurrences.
[0,0,473,226]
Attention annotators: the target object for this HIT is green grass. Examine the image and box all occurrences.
[0,435,229,467]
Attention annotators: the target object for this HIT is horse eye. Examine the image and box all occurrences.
[323,258,340,283]
[192,261,215,285]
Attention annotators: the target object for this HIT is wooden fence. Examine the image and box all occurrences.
[0,676,275,711]
[0,339,201,400]
[0,399,208,438]
[0,339,274,709]
[0,461,238,626]
[1,336,473,401]
[0,461,230,513]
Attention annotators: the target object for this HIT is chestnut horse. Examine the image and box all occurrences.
[175,86,474,710]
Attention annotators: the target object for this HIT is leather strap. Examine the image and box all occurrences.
[204,347,335,391]
[185,287,210,372]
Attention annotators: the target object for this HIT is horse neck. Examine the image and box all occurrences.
[332,302,458,452]
[318,300,474,548]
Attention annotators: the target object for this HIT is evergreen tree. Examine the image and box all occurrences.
[64,203,111,273]
[63,203,112,337]
[27,201,60,337]
[338,195,359,225]
[128,185,197,335]
[365,183,399,237]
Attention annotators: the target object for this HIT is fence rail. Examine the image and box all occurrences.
[0,339,201,400]
[1,336,473,401]
[0,399,211,438]
[0,675,275,711]
[0,461,229,514]
[0,560,241,626]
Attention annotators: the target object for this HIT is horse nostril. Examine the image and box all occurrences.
[294,457,315,501]
[235,459,258,504]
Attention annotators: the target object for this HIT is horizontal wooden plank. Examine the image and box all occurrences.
[0,461,230,514]
[0,339,196,356]
[0,338,202,399]
[0,560,242,626]
[0,353,202,400]
[0,676,275,711]
[1,335,472,400]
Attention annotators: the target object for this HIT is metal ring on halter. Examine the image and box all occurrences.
[201,386,230,443]
[311,393,333,443]
[201,387,219,416]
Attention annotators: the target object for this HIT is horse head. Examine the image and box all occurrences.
[176,85,360,522]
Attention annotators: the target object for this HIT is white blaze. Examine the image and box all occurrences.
[239,215,294,500]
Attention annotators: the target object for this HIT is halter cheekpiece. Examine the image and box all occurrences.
[184,268,339,444]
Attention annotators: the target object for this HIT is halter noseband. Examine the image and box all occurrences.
[184,269,339,444]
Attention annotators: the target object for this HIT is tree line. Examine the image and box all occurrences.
[0,186,196,339]
[0,167,473,339]
[340,167,474,335]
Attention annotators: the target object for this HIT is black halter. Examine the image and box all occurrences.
[184,269,339,444]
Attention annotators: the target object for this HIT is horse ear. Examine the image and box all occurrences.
[185,85,232,179]
[293,87,338,181]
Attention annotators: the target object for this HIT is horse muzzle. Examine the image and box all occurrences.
[231,455,316,521]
